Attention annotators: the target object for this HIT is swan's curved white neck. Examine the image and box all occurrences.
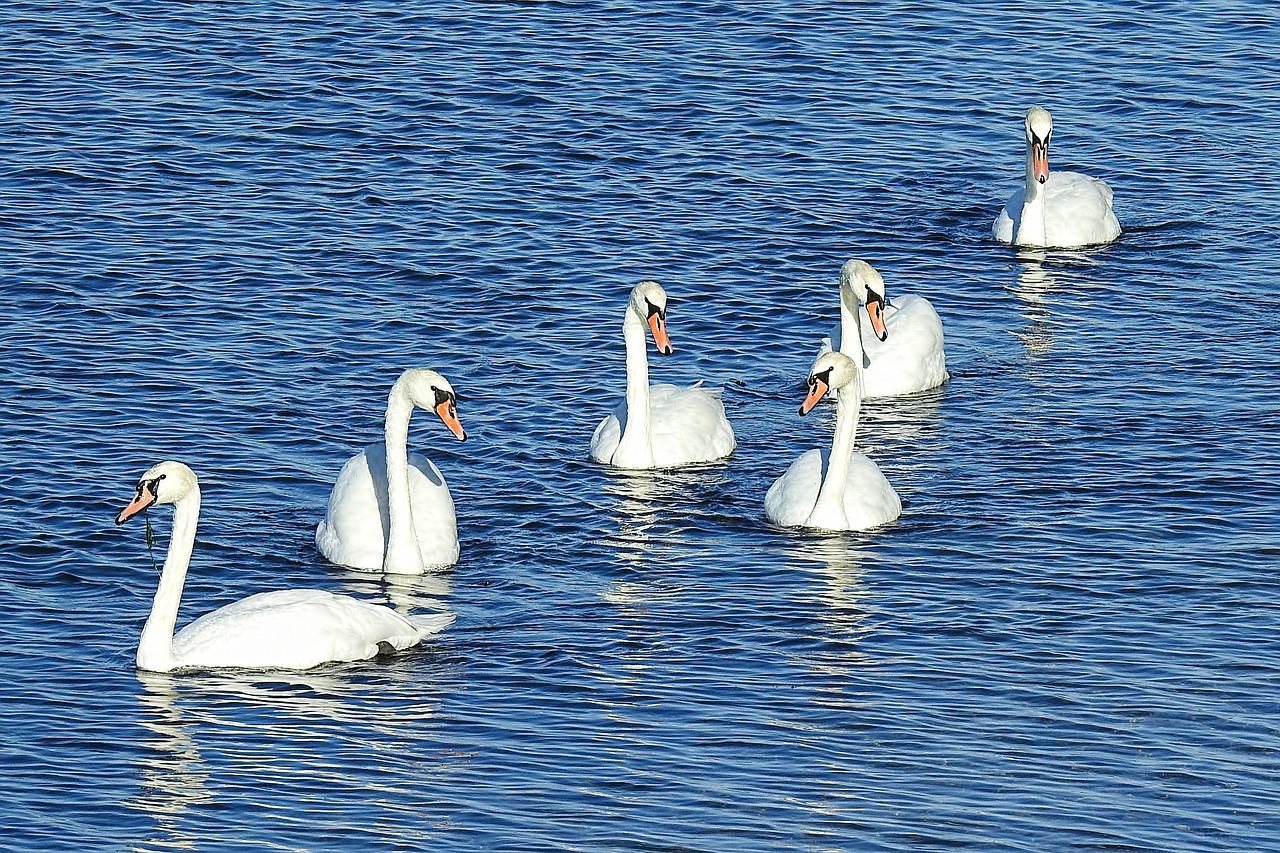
[806,375,862,530]
[382,384,425,574]
[611,307,654,468]
[1016,142,1048,246]
[838,284,869,368]
[137,489,201,672]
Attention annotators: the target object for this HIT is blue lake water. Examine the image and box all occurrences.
[3,1,1279,850]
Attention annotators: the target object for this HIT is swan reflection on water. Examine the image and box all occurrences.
[1010,247,1111,359]
[131,662,450,851]
[786,535,873,641]
[1012,249,1059,357]
[596,467,716,611]
[133,672,211,852]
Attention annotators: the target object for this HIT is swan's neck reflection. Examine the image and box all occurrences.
[794,536,869,633]
[133,672,210,851]
[132,663,449,849]
[599,470,669,610]
[1013,250,1057,356]
[597,466,736,612]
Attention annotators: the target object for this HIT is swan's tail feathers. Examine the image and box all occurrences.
[410,611,456,638]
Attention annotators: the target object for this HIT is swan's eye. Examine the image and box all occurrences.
[135,476,163,501]
[645,299,665,321]
[807,368,833,389]
[432,388,456,409]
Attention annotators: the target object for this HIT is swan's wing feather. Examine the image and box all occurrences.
[860,294,949,397]
[172,590,453,670]
[646,383,736,467]
[403,450,459,568]
[316,447,386,570]
[993,186,1025,243]
[765,448,824,527]
[766,450,900,531]
[589,406,623,463]
[316,444,457,571]
[1044,171,1121,245]
[840,454,902,529]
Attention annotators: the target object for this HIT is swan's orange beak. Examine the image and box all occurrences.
[435,397,467,441]
[865,296,888,342]
[800,373,830,415]
[1032,140,1049,184]
[116,480,158,525]
[648,310,673,355]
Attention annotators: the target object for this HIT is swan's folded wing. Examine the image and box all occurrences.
[861,295,949,398]
[840,454,902,530]
[765,448,824,527]
[647,383,736,467]
[172,589,446,670]
[992,186,1025,243]
[1045,171,1121,245]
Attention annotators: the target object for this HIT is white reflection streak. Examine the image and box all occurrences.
[796,536,870,636]
[597,470,679,611]
[603,471,660,562]
[783,535,878,688]
[1013,249,1057,357]
[131,673,210,852]
[130,666,447,850]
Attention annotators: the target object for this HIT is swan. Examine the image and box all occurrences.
[116,460,455,673]
[822,259,948,398]
[765,351,902,531]
[993,106,1121,248]
[589,280,736,469]
[316,369,467,574]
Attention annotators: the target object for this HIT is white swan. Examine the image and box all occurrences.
[116,461,454,673]
[823,259,948,398]
[590,280,736,469]
[993,106,1121,248]
[316,369,466,574]
[765,351,902,531]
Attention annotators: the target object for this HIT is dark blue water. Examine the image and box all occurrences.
[3,1,1278,850]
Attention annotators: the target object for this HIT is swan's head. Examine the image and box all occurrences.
[838,259,888,342]
[629,280,673,355]
[116,460,198,525]
[1024,106,1052,184]
[801,351,859,415]
[394,369,467,441]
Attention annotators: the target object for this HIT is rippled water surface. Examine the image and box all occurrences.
[3,1,1279,850]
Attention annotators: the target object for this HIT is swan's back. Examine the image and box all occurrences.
[765,448,901,531]
[171,589,455,671]
[859,295,948,398]
[647,383,736,467]
[591,383,735,468]
[316,443,457,571]
[994,171,1120,247]
[1041,171,1120,246]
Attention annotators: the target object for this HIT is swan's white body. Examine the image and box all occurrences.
[766,352,901,532]
[117,461,454,674]
[316,369,467,574]
[590,281,736,469]
[824,259,947,398]
[993,106,1121,248]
